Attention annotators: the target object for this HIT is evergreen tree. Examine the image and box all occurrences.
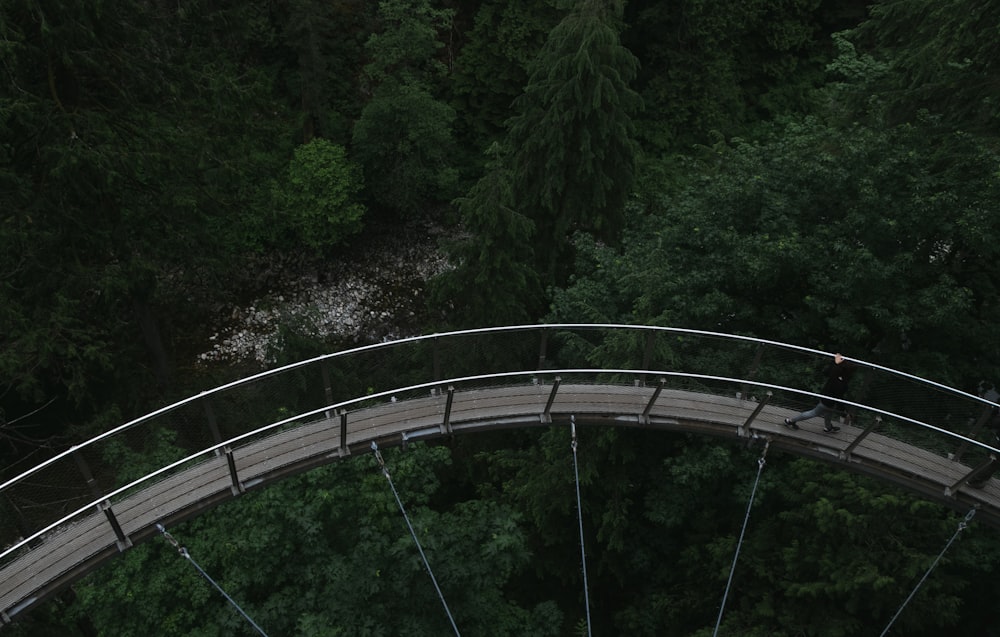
[507,0,642,283]
[0,0,291,433]
[842,0,1000,135]
[451,0,561,151]
[429,142,543,327]
[283,0,372,142]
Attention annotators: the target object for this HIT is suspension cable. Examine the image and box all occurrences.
[880,507,977,636]
[156,524,269,637]
[713,439,770,637]
[570,416,593,637]
[371,441,461,636]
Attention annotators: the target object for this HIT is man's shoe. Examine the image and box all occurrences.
[784,418,799,430]
[823,426,841,433]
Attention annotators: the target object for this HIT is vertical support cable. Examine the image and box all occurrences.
[713,440,769,637]
[371,442,461,636]
[570,416,593,637]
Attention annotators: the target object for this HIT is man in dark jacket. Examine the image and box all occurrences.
[784,353,856,433]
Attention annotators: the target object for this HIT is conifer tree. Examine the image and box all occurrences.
[430,143,543,327]
[507,0,642,283]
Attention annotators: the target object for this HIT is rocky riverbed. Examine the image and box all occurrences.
[195,223,452,366]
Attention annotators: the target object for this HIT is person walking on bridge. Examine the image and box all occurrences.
[784,353,856,433]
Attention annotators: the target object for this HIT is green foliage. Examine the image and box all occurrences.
[550,115,1000,386]
[429,142,544,327]
[507,0,643,281]
[0,0,293,421]
[625,0,836,150]
[269,139,365,251]
[451,0,561,149]
[363,0,454,88]
[841,0,1000,134]
[70,444,560,636]
[352,79,459,216]
[353,0,459,217]
[283,0,373,142]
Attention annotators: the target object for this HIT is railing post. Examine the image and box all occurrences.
[224,445,243,496]
[2,493,37,550]
[72,450,103,500]
[542,376,561,423]
[739,392,772,437]
[641,378,666,425]
[841,415,881,460]
[74,450,131,550]
[635,330,657,387]
[433,337,442,384]
[338,409,350,457]
[441,385,455,435]
[98,500,131,551]
[739,344,765,401]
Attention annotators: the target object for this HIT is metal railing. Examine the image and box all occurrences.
[2,324,998,574]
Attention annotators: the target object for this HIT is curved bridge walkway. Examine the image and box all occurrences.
[1,325,999,624]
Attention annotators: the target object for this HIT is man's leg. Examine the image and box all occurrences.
[789,402,825,424]
[822,406,840,432]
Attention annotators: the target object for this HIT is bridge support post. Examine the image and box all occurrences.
[441,385,455,435]
[641,378,666,425]
[542,376,561,423]
[98,500,131,551]
[738,391,771,437]
[840,416,881,461]
[338,409,350,457]
[948,455,998,496]
[224,446,243,496]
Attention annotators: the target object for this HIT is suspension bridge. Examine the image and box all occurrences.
[1,324,998,627]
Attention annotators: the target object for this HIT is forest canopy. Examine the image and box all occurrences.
[2,0,999,635]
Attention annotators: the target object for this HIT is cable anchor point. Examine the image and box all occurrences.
[371,441,389,478]
[571,415,578,452]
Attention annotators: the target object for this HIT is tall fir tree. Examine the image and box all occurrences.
[430,142,543,327]
[506,0,642,283]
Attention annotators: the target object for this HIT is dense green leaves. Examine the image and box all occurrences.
[843,0,1000,133]
[4,0,1000,634]
[68,444,561,637]
[269,139,365,251]
[550,116,1000,387]
[352,0,459,217]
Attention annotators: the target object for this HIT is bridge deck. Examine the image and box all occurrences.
[2,383,998,621]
